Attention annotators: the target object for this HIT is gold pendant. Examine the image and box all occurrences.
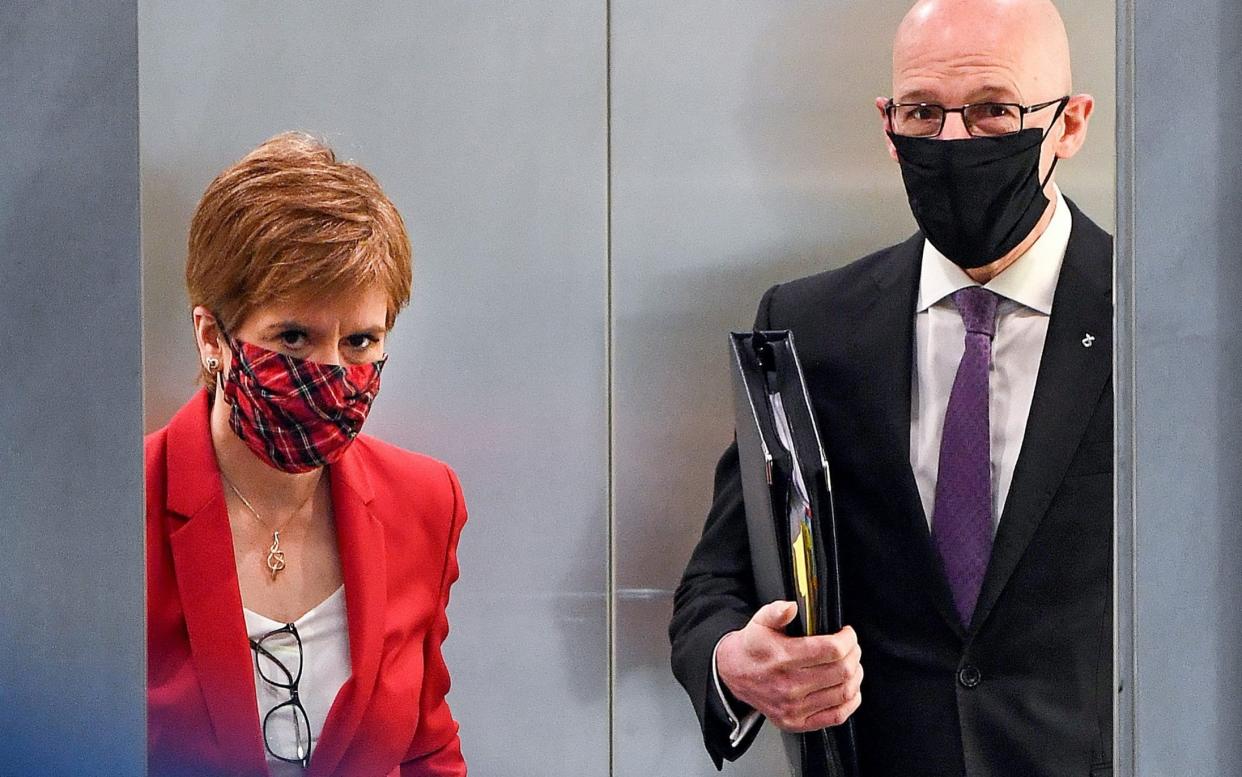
[266,530,287,580]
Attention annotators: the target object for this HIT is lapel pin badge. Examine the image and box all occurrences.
[1082,333,1096,348]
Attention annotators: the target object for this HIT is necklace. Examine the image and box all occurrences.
[222,475,319,580]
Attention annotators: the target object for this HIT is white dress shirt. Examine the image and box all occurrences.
[911,186,1070,528]
[244,586,351,776]
[713,187,1072,749]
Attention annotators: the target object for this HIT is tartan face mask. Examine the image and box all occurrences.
[219,333,386,473]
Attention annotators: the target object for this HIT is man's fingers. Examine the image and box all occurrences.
[750,600,799,632]
[800,692,863,731]
[784,644,863,692]
[774,688,864,733]
[791,661,864,711]
[786,625,859,667]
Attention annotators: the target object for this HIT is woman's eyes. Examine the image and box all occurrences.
[272,330,379,353]
[277,329,309,348]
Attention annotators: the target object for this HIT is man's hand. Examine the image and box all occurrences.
[716,600,863,733]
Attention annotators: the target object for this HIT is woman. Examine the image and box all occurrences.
[146,132,466,776]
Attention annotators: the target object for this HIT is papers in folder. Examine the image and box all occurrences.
[729,330,857,777]
[770,391,820,636]
[729,330,842,639]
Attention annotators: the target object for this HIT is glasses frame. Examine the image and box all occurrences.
[885,96,1070,138]
[249,621,313,769]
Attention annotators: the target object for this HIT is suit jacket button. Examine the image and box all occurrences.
[958,665,982,688]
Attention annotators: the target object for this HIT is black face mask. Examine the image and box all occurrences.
[889,108,1065,269]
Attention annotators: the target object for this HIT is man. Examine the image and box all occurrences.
[669,1,1112,775]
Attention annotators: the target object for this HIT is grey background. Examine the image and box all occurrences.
[1115,0,1242,774]
[0,2,144,775]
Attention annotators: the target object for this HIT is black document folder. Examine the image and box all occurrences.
[729,330,858,777]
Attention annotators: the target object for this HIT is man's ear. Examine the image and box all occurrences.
[876,96,899,162]
[1054,93,1095,161]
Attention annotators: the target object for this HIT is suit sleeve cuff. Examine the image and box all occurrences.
[711,633,763,748]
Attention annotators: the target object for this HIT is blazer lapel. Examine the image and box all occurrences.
[858,235,968,640]
[970,206,1113,632]
[164,392,268,775]
[306,445,387,777]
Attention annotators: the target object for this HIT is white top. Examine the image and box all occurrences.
[911,186,1070,529]
[714,187,1073,748]
[243,586,351,776]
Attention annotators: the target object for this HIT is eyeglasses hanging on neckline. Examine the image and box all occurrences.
[250,621,313,768]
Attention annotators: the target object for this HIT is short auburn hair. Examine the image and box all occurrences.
[186,131,412,391]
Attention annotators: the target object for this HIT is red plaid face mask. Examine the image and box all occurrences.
[220,334,386,473]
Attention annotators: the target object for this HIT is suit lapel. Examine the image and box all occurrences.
[858,235,968,640]
[165,391,268,776]
[305,446,386,777]
[970,205,1113,632]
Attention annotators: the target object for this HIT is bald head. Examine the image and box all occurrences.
[892,0,1072,108]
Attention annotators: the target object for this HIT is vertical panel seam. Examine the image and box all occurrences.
[1113,0,1138,773]
[605,0,616,774]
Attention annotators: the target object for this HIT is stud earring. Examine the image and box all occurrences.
[205,356,221,373]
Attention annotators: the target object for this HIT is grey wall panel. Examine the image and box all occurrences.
[0,3,144,774]
[609,3,1115,775]
[139,4,609,773]
[1119,0,1242,773]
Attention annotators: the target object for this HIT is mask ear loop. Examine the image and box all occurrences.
[1037,97,1071,188]
[212,315,242,392]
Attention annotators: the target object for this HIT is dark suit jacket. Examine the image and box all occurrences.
[147,390,467,777]
[670,200,1113,777]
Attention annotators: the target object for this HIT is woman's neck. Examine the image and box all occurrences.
[208,387,324,515]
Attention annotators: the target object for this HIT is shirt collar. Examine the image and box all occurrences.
[915,186,1071,315]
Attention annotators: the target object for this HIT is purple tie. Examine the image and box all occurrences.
[931,287,999,626]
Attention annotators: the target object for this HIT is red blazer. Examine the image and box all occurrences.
[147,391,467,777]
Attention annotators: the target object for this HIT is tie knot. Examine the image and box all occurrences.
[951,287,999,338]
